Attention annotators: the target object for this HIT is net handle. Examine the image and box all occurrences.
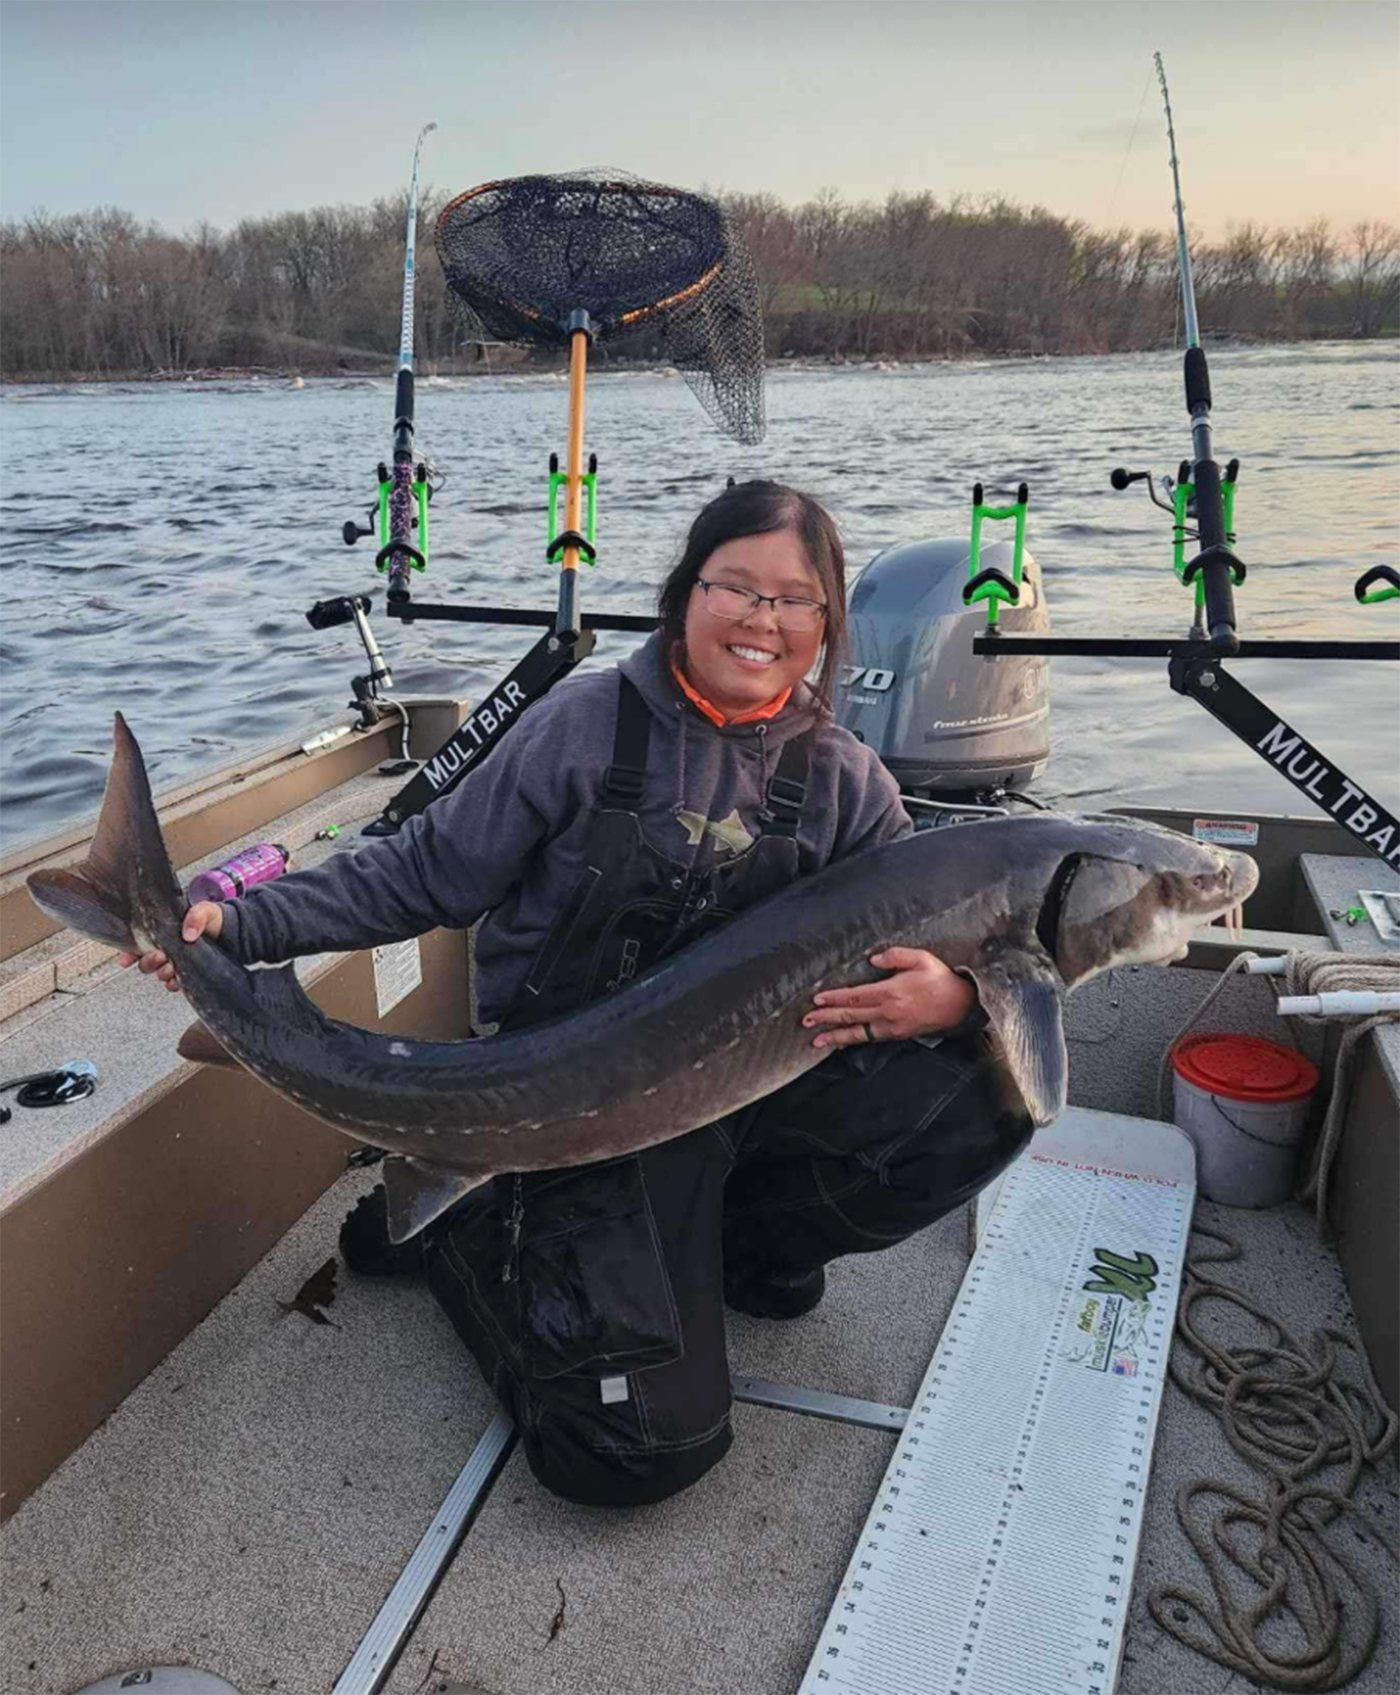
[553,322,590,639]
[564,331,588,570]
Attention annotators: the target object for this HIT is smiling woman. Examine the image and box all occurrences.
[657,480,851,712]
[112,471,998,1513]
[683,529,828,717]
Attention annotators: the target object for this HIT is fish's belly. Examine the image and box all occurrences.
[495,1014,818,1176]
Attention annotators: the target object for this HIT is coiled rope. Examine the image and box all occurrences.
[1280,951,1400,1226]
[1149,951,1400,1687]
[1148,1226,1397,1688]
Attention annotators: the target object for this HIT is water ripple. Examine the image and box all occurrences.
[1,345,1396,847]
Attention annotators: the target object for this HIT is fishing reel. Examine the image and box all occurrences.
[341,456,444,549]
[1110,457,1240,532]
[1111,457,1245,625]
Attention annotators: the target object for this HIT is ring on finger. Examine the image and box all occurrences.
[863,1022,877,1044]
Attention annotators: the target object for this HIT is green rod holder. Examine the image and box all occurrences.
[1174,473,1241,608]
[377,475,392,550]
[414,470,430,572]
[547,453,600,563]
[965,481,1030,629]
[1355,566,1400,605]
[374,471,428,573]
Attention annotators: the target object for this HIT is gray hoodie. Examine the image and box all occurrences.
[219,631,913,1023]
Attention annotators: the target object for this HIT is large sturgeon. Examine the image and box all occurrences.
[29,715,1257,1240]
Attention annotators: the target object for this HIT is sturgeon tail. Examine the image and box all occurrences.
[26,713,186,953]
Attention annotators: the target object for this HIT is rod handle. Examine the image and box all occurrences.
[1184,345,1211,414]
[376,540,425,604]
[393,368,415,455]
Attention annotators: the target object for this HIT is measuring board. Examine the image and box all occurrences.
[799,1107,1195,1695]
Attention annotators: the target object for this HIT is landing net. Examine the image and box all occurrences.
[435,169,765,444]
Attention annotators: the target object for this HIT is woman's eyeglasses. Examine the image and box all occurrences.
[695,578,828,633]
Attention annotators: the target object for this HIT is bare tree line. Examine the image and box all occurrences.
[1,188,1397,379]
[724,191,1400,356]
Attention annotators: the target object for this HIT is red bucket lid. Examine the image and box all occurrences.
[1172,1032,1319,1104]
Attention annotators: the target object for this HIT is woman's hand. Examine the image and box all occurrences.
[116,901,224,993]
[803,946,977,1049]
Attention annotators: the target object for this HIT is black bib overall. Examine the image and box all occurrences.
[424,678,1032,1506]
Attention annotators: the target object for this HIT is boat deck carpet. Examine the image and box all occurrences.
[3,1153,1396,1695]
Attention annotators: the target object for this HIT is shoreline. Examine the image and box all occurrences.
[8,330,1390,388]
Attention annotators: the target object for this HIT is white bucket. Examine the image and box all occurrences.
[1170,1033,1319,1208]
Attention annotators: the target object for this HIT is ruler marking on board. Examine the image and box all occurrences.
[800,1126,1193,1695]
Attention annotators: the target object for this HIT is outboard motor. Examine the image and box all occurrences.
[836,537,1051,814]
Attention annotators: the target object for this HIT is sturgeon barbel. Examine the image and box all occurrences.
[29,715,1258,1240]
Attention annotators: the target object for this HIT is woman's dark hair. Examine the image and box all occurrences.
[657,480,848,710]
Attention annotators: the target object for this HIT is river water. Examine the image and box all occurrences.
[1,344,1396,853]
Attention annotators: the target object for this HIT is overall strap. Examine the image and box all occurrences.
[601,674,652,807]
[762,731,813,839]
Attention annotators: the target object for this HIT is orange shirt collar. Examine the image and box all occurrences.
[670,652,792,728]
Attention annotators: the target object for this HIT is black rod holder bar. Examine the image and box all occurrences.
[1169,653,1400,872]
[385,601,656,632]
[973,637,1398,662]
[968,617,1398,868]
[363,626,601,834]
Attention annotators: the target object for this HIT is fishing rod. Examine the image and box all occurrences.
[968,57,1400,871]
[381,119,438,606]
[337,120,441,585]
[1155,50,1240,654]
[307,124,439,728]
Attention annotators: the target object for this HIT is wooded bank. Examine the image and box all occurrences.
[2,189,1397,380]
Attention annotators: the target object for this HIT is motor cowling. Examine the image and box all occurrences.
[835,536,1051,798]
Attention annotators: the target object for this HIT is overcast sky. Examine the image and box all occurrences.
[1,0,1397,239]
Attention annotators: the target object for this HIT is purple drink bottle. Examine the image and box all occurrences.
[186,843,291,905]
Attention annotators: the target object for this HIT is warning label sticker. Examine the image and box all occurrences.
[1192,818,1260,847]
[372,937,422,1018]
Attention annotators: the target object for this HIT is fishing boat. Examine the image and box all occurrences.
[2,573,1397,1695]
[2,93,1397,1695]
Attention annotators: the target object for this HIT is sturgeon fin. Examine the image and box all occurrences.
[177,1020,243,1071]
[26,713,185,947]
[382,1156,492,1244]
[965,949,1068,1127]
[244,958,340,1037]
[26,866,139,952]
